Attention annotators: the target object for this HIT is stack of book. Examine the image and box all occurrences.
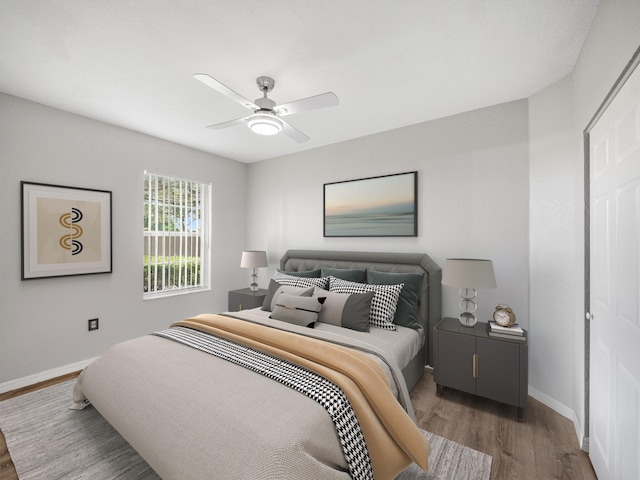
[488,321,526,343]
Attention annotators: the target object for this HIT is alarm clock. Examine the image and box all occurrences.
[493,305,516,327]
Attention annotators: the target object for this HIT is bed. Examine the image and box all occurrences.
[72,250,441,480]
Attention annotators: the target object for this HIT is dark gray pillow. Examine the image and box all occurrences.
[261,279,314,312]
[320,267,367,283]
[366,271,424,328]
[277,268,322,278]
[313,288,374,332]
[270,293,323,328]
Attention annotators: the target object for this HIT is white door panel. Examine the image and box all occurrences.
[617,180,639,327]
[591,336,611,474]
[615,363,640,480]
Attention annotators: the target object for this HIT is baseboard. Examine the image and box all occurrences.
[529,385,586,450]
[0,357,96,394]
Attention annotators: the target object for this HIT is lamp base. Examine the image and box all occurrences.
[249,269,259,292]
[458,287,478,327]
[458,312,477,327]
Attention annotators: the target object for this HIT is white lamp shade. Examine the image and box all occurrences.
[441,258,497,289]
[240,250,268,269]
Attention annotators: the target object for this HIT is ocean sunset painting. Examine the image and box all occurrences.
[324,171,417,237]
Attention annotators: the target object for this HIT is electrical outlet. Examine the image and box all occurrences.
[88,318,99,331]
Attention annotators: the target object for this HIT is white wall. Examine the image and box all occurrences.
[528,0,640,444]
[528,75,582,419]
[0,93,247,387]
[247,99,530,331]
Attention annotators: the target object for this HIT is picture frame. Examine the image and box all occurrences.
[324,171,418,237]
[21,181,112,280]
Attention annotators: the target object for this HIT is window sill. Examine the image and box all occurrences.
[143,286,211,301]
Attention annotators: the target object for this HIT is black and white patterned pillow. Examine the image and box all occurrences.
[328,276,403,330]
[273,271,330,290]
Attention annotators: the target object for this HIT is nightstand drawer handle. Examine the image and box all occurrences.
[472,353,478,379]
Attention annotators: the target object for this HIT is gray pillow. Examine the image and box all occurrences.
[367,271,424,328]
[320,267,367,283]
[270,293,323,328]
[277,268,322,278]
[313,288,374,332]
[261,279,314,312]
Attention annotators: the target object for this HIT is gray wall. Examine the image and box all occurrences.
[0,93,247,386]
[246,99,530,332]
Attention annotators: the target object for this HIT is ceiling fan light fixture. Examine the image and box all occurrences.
[246,113,283,136]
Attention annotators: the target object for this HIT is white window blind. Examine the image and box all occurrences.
[143,171,211,298]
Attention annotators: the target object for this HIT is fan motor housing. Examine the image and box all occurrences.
[255,97,276,110]
[256,76,275,93]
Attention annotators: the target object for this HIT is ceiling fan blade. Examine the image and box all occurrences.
[193,73,258,111]
[274,92,339,117]
[280,119,310,143]
[205,117,248,130]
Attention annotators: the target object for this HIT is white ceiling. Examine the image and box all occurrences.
[0,1,598,163]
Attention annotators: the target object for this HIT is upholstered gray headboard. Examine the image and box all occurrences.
[279,249,442,367]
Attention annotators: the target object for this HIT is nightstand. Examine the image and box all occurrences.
[433,317,528,421]
[228,288,267,311]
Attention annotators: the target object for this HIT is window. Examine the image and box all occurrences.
[143,171,211,298]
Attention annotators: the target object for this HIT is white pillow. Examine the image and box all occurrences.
[328,276,403,330]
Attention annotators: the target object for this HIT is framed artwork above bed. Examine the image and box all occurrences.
[323,171,417,237]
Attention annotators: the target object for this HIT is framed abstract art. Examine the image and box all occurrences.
[21,181,112,279]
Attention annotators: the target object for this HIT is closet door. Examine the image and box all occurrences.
[588,58,640,480]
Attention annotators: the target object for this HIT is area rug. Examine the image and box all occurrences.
[0,380,491,480]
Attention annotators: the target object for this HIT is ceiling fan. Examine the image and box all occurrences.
[193,74,339,143]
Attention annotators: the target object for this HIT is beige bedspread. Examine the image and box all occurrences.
[74,313,429,479]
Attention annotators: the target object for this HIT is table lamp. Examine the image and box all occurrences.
[442,258,497,327]
[240,250,268,292]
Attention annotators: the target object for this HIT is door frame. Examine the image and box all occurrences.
[582,43,640,450]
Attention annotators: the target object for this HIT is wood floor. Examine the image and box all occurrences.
[411,370,597,480]
[0,369,596,480]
